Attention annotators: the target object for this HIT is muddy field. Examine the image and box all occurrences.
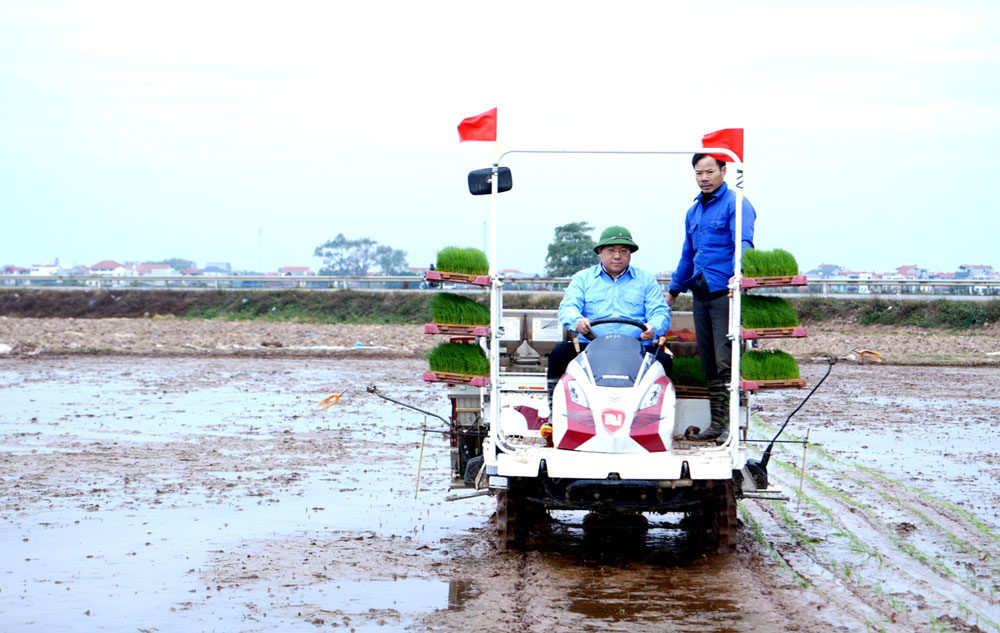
[1,322,999,632]
[1,315,999,366]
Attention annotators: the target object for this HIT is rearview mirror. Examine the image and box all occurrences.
[468,167,512,196]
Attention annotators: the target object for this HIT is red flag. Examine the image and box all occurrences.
[702,128,743,163]
[457,108,497,142]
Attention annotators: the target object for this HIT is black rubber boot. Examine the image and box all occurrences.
[545,378,559,417]
[687,379,729,443]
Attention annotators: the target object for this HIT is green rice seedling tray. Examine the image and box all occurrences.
[741,349,800,381]
[435,247,489,276]
[429,293,490,325]
[742,248,799,277]
[424,323,490,337]
[741,295,798,329]
[422,370,489,387]
[741,326,808,340]
[425,270,490,286]
[671,356,707,387]
[427,341,490,375]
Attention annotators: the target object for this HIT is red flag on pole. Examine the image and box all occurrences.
[702,128,743,163]
[457,108,497,142]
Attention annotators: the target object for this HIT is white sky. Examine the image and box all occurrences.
[2,0,998,275]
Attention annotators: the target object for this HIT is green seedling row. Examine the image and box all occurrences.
[741,349,801,380]
[742,295,799,329]
[743,248,799,277]
[755,419,1000,599]
[436,247,489,275]
[429,293,490,325]
[739,503,810,588]
[671,357,706,386]
[855,464,1000,542]
[747,415,1000,629]
[426,341,489,375]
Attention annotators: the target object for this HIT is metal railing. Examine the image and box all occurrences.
[1,274,998,296]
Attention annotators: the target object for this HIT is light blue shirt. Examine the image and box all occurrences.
[558,264,671,339]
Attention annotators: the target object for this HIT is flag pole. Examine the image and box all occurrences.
[488,137,500,460]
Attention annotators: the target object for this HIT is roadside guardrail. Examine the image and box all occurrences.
[1,274,998,297]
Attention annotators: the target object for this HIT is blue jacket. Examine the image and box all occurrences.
[669,182,756,295]
[558,264,671,339]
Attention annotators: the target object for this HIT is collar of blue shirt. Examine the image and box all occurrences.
[692,180,729,204]
[593,264,636,281]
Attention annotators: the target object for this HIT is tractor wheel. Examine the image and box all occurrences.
[705,480,739,554]
[496,486,542,550]
[496,489,519,550]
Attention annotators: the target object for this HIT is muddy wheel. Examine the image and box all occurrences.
[706,480,739,554]
[496,489,519,550]
[496,486,541,550]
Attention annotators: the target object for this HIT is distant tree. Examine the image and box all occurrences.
[375,244,408,275]
[545,222,598,276]
[314,234,407,276]
[149,258,196,271]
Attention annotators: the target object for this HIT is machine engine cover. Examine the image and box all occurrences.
[550,335,676,453]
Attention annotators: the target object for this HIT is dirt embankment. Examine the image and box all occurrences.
[0,316,435,359]
[1,315,998,366]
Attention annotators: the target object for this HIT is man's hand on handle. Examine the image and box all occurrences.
[575,318,592,336]
[640,323,655,341]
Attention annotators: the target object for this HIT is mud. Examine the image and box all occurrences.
[1,316,999,366]
[2,356,999,632]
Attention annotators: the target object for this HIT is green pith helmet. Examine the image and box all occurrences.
[594,225,638,253]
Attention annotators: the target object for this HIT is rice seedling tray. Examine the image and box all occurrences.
[422,370,489,387]
[741,275,807,288]
[740,377,807,391]
[674,385,709,399]
[425,270,491,286]
[741,326,808,340]
[424,323,490,337]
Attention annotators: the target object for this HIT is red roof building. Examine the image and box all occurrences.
[91,260,125,271]
[136,263,172,275]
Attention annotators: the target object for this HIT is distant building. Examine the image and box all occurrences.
[204,261,232,274]
[201,265,229,277]
[280,266,313,276]
[29,263,60,276]
[1,265,29,275]
[956,264,994,279]
[91,260,128,276]
[135,263,172,276]
[805,263,844,278]
[180,268,202,276]
[895,265,928,279]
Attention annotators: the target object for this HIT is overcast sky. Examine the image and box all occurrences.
[2,1,998,275]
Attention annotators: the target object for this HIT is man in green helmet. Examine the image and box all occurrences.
[546,225,672,399]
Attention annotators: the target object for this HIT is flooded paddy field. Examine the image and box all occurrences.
[1,356,998,632]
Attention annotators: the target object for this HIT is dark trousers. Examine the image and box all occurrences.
[546,341,673,382]
[692,293,732,382]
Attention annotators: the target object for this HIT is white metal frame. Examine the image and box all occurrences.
[486,147,744,465]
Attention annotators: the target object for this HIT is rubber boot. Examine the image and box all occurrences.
[687,378,729,443]
[545,378,559,418]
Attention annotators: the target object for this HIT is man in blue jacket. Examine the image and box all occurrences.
[547,225,672,403]
[668,154,756,442]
